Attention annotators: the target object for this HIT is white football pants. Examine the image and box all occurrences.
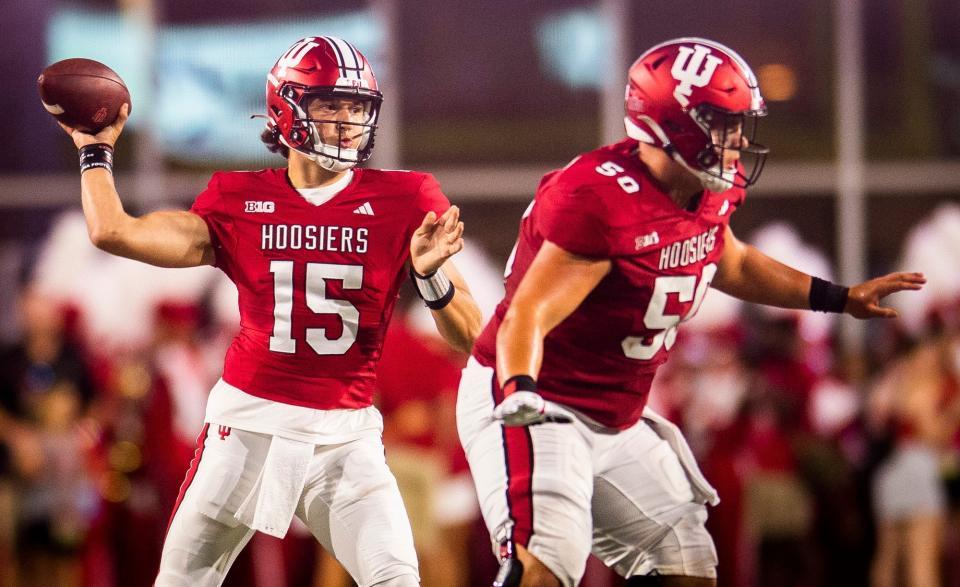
[457,358,718,586]
[155,425,419,587]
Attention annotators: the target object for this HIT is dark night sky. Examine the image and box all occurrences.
[3,0,959,172]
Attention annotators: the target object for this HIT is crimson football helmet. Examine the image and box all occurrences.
[624,38,768,191]
[266,36,382,172]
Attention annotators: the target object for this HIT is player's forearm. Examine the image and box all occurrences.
[493,243,610,387]
[429,289,482,354]
[80,168,137,251]
[410,260,482,353]
[714,243,812,309]
[495,306,545,387]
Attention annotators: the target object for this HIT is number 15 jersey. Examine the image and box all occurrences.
[472,139,745,429]
[191,168,449,411]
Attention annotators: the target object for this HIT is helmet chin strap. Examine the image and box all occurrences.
[310,142,360,172]
[624,116,735,193]
[312,154,357,173]
[307,123,362,172]
[700,165,736,192]
[278,133,360,173]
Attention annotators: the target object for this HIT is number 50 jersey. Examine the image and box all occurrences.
[472,139,745,430]
[192,168,449,410]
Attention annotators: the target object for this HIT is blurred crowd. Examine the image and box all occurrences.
[1,205,960,587]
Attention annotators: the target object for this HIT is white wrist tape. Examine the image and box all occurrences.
[413,269,451,301]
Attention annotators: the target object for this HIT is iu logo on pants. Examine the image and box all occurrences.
[218,425,232,440]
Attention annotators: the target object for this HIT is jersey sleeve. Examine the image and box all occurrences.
[536,183,612,258]
[407,173,452,236]
[415,173,451,218]
[189,173,235,272]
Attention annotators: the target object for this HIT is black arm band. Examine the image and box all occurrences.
[424,283,455,310]
[79,143,114,174]
[809,276,849,313]
[502,375,537,395]
[409,266,455,310]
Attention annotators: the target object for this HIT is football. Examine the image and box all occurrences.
[38,58,131,133]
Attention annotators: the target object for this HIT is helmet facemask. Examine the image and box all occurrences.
[690,104,768,192]
[277,84,382,172]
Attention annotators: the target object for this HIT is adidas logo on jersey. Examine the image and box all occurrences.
[353,202,375,216]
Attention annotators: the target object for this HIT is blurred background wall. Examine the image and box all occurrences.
[0,1,959,586]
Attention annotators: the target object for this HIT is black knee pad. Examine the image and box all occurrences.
[492,557,524,587]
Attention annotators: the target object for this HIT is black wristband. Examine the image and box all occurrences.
[809,276,849,313]
[79,143,114,174]
[424,283,455,310]
[502,375,537,396]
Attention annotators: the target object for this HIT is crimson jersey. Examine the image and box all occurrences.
[191,168,449,410]
[473,139,745,429]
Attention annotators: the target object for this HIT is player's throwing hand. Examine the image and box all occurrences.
[59,103,130,149]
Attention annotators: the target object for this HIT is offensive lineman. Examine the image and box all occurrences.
[457,38,926,587]
[58,37,482,587]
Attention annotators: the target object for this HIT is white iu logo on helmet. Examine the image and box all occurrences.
[275,38,320,80]
[671,45,723,108]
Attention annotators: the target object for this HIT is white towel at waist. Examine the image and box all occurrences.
[642,406,720,506]
[234,435,313,538]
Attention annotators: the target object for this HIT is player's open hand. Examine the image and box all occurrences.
[410,205,465,275]
[58,102,130,149]
[845,272,926,319]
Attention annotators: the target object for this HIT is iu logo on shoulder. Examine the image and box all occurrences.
[671,45,723,108]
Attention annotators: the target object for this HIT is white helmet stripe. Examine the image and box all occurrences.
[322,36,362,79]
[321,36,348,77]
[341,40,362,74]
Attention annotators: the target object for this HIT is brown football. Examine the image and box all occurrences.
[38,58,131,133]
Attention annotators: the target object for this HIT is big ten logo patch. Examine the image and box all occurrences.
[245,201,275,213]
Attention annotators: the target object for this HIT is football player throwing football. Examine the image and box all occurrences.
[58,36,482,587]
